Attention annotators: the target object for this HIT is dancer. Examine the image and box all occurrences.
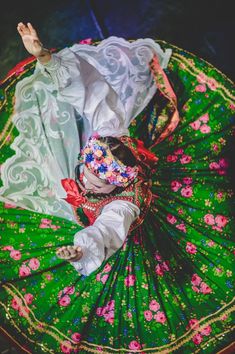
[0,22,234,354]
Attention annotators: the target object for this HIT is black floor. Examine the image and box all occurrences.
[0,0,234,352]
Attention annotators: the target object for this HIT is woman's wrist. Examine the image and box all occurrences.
[36,47,52,64]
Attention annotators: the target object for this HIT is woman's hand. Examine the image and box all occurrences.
[17,22,51,63]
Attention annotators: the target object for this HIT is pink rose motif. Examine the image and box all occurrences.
[192,286,200,293]
[19,265,31,277]
[200,282,212,294]
[107,300,115,311]
[207,240,215,247]
[4,202,17,209]
[192,333,203,345]
[229,103,235,110]
[174,148,184,155]
[96,273,101,281]
[199,113,209,123]
[186,242,197,254]
[19,306,30,317]
[212,225,223,232]
[96,307,103,316]
[63,286,75,295]
[103,263,112,273]
[28,258,40,270]
[101,274,109,284]
[209,162,220,170]
[104,311,114,324]
[155,253,162,261]
[24,293,34,305]
[58,295,71,307]
[207,78,218,91]
[195,84,206,92]
[71,332,81,343]
[182,177,193,185]
[197,73,207,84]
[218,158,229,169]
[188,318,199,330]
[167,214,177,224]
[215,215,228,228]
[167,155,178,162]
[154,311,167,324]
[79,38,92,45]
[149,300,160,312]
[10,250,22,260]
[124,275,136,287]
[200,124,211,134]
[129,341,142,350]
[161,261,170,271]
[155,264,164,276]
[171,180,182,192]
[191,274,202,286]
[204,214,215,225]
[11,296,22,310]
[200,325,212,336]
[181,186,193,198]
[180,155,192,164]
[60,340,72,354]
[144,310,153,321]
[175,223,186,233]
[190,120,201,130]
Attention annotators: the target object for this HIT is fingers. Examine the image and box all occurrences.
[17,22,37,37]
[56,246,83,261]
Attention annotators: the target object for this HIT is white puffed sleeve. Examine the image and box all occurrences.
[70,200,140,276]
[36,48,129,138]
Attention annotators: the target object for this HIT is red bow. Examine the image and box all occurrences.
[61,178,86,207]
[134,138,159,167]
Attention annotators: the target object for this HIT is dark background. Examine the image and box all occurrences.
[0,0,234,82]
[0,0,234,352]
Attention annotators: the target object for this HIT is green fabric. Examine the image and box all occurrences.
[0,41,234,353]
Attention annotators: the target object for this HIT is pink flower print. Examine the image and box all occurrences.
[107,300,115,311]
[154,311,167,324]
[204,214,215,225]
[96,307,103,316]
[180,155,192,164]
[11,296,22,310]
[24,293,34,305]
[176,223,186,233]
[229,103,235,110]
[197,73,207,84]
[104,311,114,324]
[195,84,206,92]
[124,275,136,287]
[167,154,178,162]
[215,215,228,228]
[79,38,92,45]
[103,263,112,273]
[60,340,72,354]
[200,325,212,336]
[155,264,164,276]
[96,273,101,281]
[188,318,199,330]
[192,286,200,293]
[182,177,193,185]
[19,306,30,318]
[144,310,153,321]
[2,245,14,250]
[209,162,220,170]
[191,274,202,286]
[218,158,229,169]
[199,113,209,123]
[192,333,203,345]
[71,332,81,343]
[207,240,215,247]
[212,225,223,232]
[10,250,22,260]
[129,341,142,350]
[101,274,109,284]
[149,300,160,312]
[190,120,201,130]
[167,214,177,224]
[186,242,197,254]
[200,124,211,134]
[39,218,52,228]
[161,261,170,271]
[174,148,184,155]
[181,186,193,198]
[207,77,218,91]
[155,253,162,261]
[200,282,212,294]
[19,265,31,277]
[28,258,40,270]
[171,180,182,192]
[58,295,71,307]
[4,202,17,209]
[63,286,75,295]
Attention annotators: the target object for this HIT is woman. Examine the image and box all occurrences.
[0,22,234,353]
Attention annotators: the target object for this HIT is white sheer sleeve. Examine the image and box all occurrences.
[70,200,140,276]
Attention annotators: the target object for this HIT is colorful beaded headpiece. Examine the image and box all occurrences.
[81,135,139,187]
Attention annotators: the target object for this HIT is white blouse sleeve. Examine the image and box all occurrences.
[36,48,129,138]
[70,200,140,276]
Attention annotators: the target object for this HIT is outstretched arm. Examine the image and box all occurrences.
[17,22,51,64]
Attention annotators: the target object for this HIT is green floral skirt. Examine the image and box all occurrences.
[0,40,234,353]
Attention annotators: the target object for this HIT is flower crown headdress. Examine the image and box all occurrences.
[81,134,139,188]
